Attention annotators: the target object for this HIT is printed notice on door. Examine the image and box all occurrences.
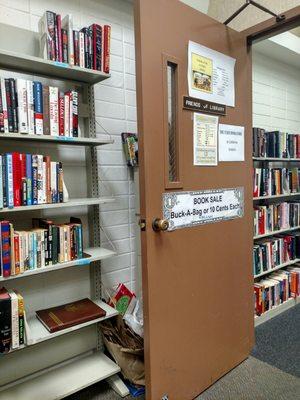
[194,113,218,166]
[163,188,244,231]
[188,41,236,107]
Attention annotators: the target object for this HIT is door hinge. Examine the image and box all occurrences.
[139,218,146,231]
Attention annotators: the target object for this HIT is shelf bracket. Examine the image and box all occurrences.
[224,0,285,25]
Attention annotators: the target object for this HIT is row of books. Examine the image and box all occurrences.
[0,153,64,209]
[253,167,300,197]
[0,77,78,136]
[39,11,111,73]
[0,218,83,278]
[0,287,24,353]
[254,266,300,316]
[253,128,300,158]
[254,202,300,236]
[253,233,300,276]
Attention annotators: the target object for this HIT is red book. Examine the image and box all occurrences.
[102,25,111,74]
[258,209,265,235]
[12,152,21,207]
[19,153,26,206]
[14,234,20,275]
[35,298,107,333]
[58,93,64,136]
[56,14,62,62]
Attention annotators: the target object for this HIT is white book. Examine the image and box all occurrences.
[79,31,85,68]
[26,80,35,135]
[64,94,70,136]
[49,86,59,136]
[50,161,57,203]
[62,14,74,66]
[69,92,73,137]
[8,290,19,349]
[1,78,9,133]
[6,154,14,208]
[16,78,28,133]
[37,155,44,204]
[18,232,24,273]
[42,161,47,203]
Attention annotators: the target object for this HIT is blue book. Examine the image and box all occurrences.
[0,156,3,209]
[5,153,14,208]
[26,154,32,206]
[33,82,43,135]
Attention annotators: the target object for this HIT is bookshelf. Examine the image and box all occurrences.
[0,24,129,399]
[253,153,300,325]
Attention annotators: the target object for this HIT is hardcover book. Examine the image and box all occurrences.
[36,298,107,333]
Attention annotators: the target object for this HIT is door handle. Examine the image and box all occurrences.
[152,218,169,232]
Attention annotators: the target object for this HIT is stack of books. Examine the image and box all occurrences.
[0,78,78,137]
[0,287,25,353]
[254,202,300,236]
[0,152,64,209]
[39,11,111,73]
[253,167,300,197]
[253,233,300,276]
[0,218,83,278]
[254,266,300,316]
[253,128,300,158]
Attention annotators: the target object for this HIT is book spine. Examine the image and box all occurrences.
[93,24,102,71]
[33,82,43,135]
[41,230,45,268]
[69,91,73,137]
[16,79,28,133]
[1,222,11,277]
[79,32,85,68]
[42,161,47,204]
[58,92,64,136]
[8,290,19,349]
[5,79,14,132]
[64,92,70,136]
[27,80,35,135]
[0,78,8,133]
[2,155,7,208]
[9,79,18,133]
[32,155,38,205]
[26,154,32,206]
[32,231,37,269]
[48,224,53,265]
[0,292,11,353]
[9,223,15,275]
[42,85,50,135]
[58,226,64,262]
[44,156,51,204]
[6,153,14,208]
[37,154,44,204]
[0,81,4,132]
[81,29,89,68]
[64,226,69,262]
[0,156,2,209]
[50,161,58,203]
[14,234,20,275]
[62,29,68,63]
[58,162,64,202]
[52,226,58,264]
[20,153,27,206]
[24,233,29,271]
[12,152,21,207]
[40,11,56,60]
[36,231,41,268]
[16,292,24,346]
[72,91,78,137]
[103,25,111,74]
[49,86,59,136]
[56,14,62,62]
[73,30,79,66]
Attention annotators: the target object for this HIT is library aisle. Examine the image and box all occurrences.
[66,304,300,400]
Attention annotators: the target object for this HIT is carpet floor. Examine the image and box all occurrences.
[66,304,300,400]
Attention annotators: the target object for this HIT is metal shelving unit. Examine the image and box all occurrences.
[0,38,129,398]
[253,153,300,325]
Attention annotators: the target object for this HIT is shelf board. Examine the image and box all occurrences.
[254,225,300,239]
[0,133,113,146]
[0,197,114,213]
[253,192,300,200]
[0,351,120,400]
[254,298,297,327]
[0,247,115,282]
[254,258,300,279]
[0,49,110,84]
[253,157,300,161]
[25,300,118,347]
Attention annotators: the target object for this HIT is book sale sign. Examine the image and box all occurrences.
[163,188,244,231]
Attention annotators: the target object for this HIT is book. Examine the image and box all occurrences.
[36,298,107,333]
[42,85,50,135]
[73,30,79,66]
[33,81,43,135]
[39,11,56,61]
[79,31,85,68]
[6,154,13,208]
[49,86,59,136]
[58,92,64,135]
[0,288,11,353]
[103,25,111,74]
[0,82,4,133]
[72,90,78,137]
[26,80,35,135]
[5,79,13,132]
[0,78,8,133]
[0,221,11,278]
[9,79,18,133]
[0,156,2,209]
[16,79,28,133]
[91,24,102,71]
[15,290,24,346]
[62,14,74,66]
[12,152,22,207]
[7,289,19,349]
[62,29,68,63]
[56,14,62,62]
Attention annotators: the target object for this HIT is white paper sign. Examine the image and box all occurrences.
[219,124,245,161]
[163,188,244,231]
[194,113,218,166]
[188,41,236,107]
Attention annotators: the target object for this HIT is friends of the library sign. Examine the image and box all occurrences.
[163,187,244,231]
[183,96,226,116]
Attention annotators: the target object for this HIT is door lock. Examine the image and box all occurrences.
[152,218,169,232]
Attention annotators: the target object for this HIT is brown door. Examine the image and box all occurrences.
[134,1,253,399]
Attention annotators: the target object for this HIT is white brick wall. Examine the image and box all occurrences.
[253,50,300,133]
[0,0,138,293]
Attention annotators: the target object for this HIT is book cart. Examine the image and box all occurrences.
[0,24,129,399]
[253,156,300,326]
